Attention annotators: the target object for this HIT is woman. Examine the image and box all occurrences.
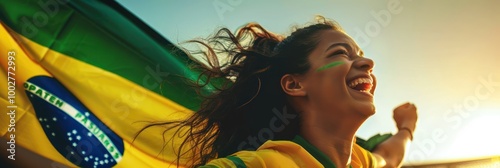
[152,17,417,167]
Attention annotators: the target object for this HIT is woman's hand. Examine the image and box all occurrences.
[372,102,419,167]
[393,102,418,134]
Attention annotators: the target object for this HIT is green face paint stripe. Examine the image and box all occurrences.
[316,61,344,72]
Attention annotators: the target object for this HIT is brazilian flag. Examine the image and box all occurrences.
[0,0,216,167]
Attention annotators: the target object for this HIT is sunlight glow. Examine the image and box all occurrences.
[445,109,500,159]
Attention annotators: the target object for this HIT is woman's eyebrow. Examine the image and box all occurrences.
[325,42,352,53]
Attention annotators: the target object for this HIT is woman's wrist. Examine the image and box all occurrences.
[398,127,414,141]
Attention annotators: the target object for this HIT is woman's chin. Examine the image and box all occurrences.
[354,103,376,117]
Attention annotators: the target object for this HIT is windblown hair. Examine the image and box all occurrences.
[143,16,344,167]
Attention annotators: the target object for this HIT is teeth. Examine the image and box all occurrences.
[348,77,373,88]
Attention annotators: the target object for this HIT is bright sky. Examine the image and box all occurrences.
[118,0,500,164]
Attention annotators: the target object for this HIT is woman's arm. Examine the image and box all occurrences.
[372,102,418,168]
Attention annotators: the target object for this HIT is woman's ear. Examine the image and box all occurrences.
[281,74,307,96]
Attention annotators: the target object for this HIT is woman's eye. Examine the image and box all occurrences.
[330,50,349,57]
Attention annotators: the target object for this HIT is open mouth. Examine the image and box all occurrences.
[347,77,373,93]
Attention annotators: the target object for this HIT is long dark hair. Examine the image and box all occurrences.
[141,16,344,167]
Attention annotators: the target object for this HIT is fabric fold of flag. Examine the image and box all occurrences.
[0,0,217,167]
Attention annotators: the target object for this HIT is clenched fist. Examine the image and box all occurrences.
[393,102,418,133]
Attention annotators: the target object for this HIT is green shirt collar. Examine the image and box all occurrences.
[292,135,353,168]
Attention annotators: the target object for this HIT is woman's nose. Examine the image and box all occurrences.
[354,57,374,72]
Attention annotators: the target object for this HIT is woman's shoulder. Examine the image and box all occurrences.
[201,139,322,168]
[201,138,377,168]
[352,143,377,168]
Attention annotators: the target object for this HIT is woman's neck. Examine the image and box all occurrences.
[300,118,364,168]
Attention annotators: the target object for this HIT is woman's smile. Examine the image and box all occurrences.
[346,76,373,96]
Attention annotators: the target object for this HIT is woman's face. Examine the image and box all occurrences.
[298,29,376,119]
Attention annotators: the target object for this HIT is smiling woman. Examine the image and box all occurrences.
[144,16,418,168]
[117,0,500,165]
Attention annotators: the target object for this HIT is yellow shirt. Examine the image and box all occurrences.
[201,136,376,168]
